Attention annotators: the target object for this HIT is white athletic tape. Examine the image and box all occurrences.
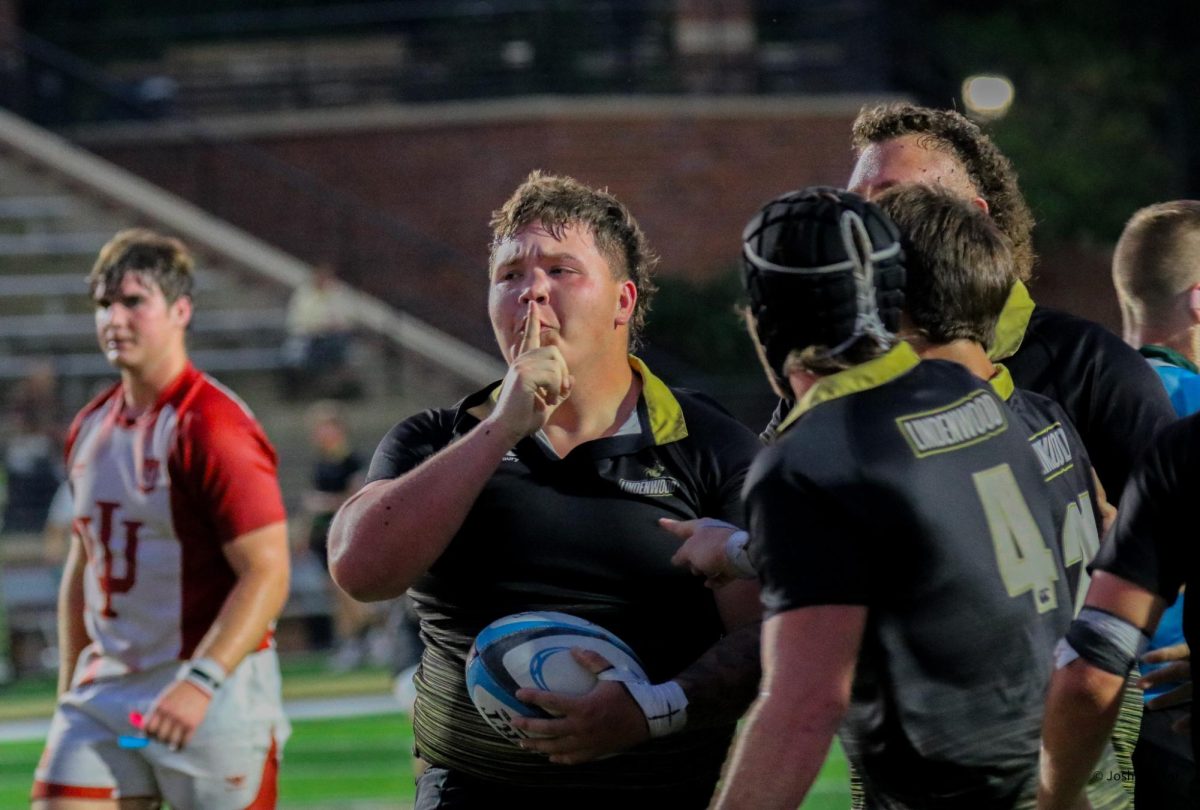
[724,530,757,579]
[597,668,689,738]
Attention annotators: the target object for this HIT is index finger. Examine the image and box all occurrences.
[657,517,694,540]
[519,301,540,354]
[1143,642,1190,664]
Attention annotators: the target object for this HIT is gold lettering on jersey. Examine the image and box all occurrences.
[1029,423,1074,481]
[618,477,680,496]
[896,390,1007,458]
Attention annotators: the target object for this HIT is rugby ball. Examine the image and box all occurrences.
[465,611,647,744]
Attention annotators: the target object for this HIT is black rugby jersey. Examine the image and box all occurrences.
[1092,413,1200,772]
[761,283,1175,499]
[366,357,759,793]
[992,282,1173,498]
[746,344,1073,810]
[992,368,1101,612]
[994,372,1133,810]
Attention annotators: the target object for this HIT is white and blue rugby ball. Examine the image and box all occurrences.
[465,611,647,744]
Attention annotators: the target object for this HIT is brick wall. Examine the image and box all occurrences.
[76,98,878,347]
[75,96,1125,349]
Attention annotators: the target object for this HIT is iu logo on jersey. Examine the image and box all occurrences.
[140,457,160,493]
[75,501,143,618]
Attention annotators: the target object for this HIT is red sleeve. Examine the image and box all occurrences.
[173,386,286,543]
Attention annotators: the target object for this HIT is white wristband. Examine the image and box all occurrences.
[723,530,757,579]
[178,657,226,697]
[602,674,689,738]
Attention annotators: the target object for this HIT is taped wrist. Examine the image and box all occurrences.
[178,657,227,697]
[723,530,757,579]
[597,668,689,738]
[1054,607,1149,676]
[693,519,757,579]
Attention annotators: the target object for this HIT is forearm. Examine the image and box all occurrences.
[195,523,290,674]
[328,416,517,600]
[1038,662,1126,810]
[714,691,841,810]
[673,621,762,728]
[56,554,89,696]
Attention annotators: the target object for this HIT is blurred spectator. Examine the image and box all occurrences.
[283,262,361,399]
[2,362,64,535]
[0,362,65,685]
[301,401,392,670]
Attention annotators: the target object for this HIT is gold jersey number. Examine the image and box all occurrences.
[973,464,1060,614]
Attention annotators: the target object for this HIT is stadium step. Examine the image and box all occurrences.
[0,152,290,384]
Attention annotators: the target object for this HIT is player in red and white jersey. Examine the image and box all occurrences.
[33,229,290,810]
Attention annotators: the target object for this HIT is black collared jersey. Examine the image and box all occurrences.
[761,283,1175,500]
[996,372,1102,613]
[991,283,1173,498]
[366,357,759,794]
[746,346,1073,809]
[1092,413,1200,772]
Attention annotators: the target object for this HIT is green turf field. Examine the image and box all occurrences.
[0,661,851,809]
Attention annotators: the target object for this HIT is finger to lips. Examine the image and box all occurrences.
[520,301,540,354]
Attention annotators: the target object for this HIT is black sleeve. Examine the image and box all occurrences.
[1091,419,1189,603]
[671,391,763,526]
[1079,330,1175,499]
[365,408,457,483]
[744,446,872,616]
[705,420,762,529]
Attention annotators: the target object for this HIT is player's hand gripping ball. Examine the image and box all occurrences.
[465,611,648,744]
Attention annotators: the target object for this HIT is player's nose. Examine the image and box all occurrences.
[517,268,550,305]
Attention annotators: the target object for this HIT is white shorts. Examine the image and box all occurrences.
[34,650,290,809]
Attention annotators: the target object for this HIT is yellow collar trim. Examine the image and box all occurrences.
[628,355,688,445]
[988,363,1015,401]
[469,355,688,446]
[777,342,921,434]
[989,281,1035,361]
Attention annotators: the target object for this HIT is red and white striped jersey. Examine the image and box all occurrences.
[64,364,286,683]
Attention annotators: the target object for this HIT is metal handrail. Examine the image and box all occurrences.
[3,24,470,267]
[0,22,509,385]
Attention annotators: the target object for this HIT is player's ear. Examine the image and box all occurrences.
[1188,284,1200,323]
[171,295,194,329]
[969,195,990,215]
[614,279,637,328]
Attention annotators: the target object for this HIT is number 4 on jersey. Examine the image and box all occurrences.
[1060,492,1101,614]
[972,464,1059,613]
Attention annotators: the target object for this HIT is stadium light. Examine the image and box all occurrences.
[962,74,1015,119]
